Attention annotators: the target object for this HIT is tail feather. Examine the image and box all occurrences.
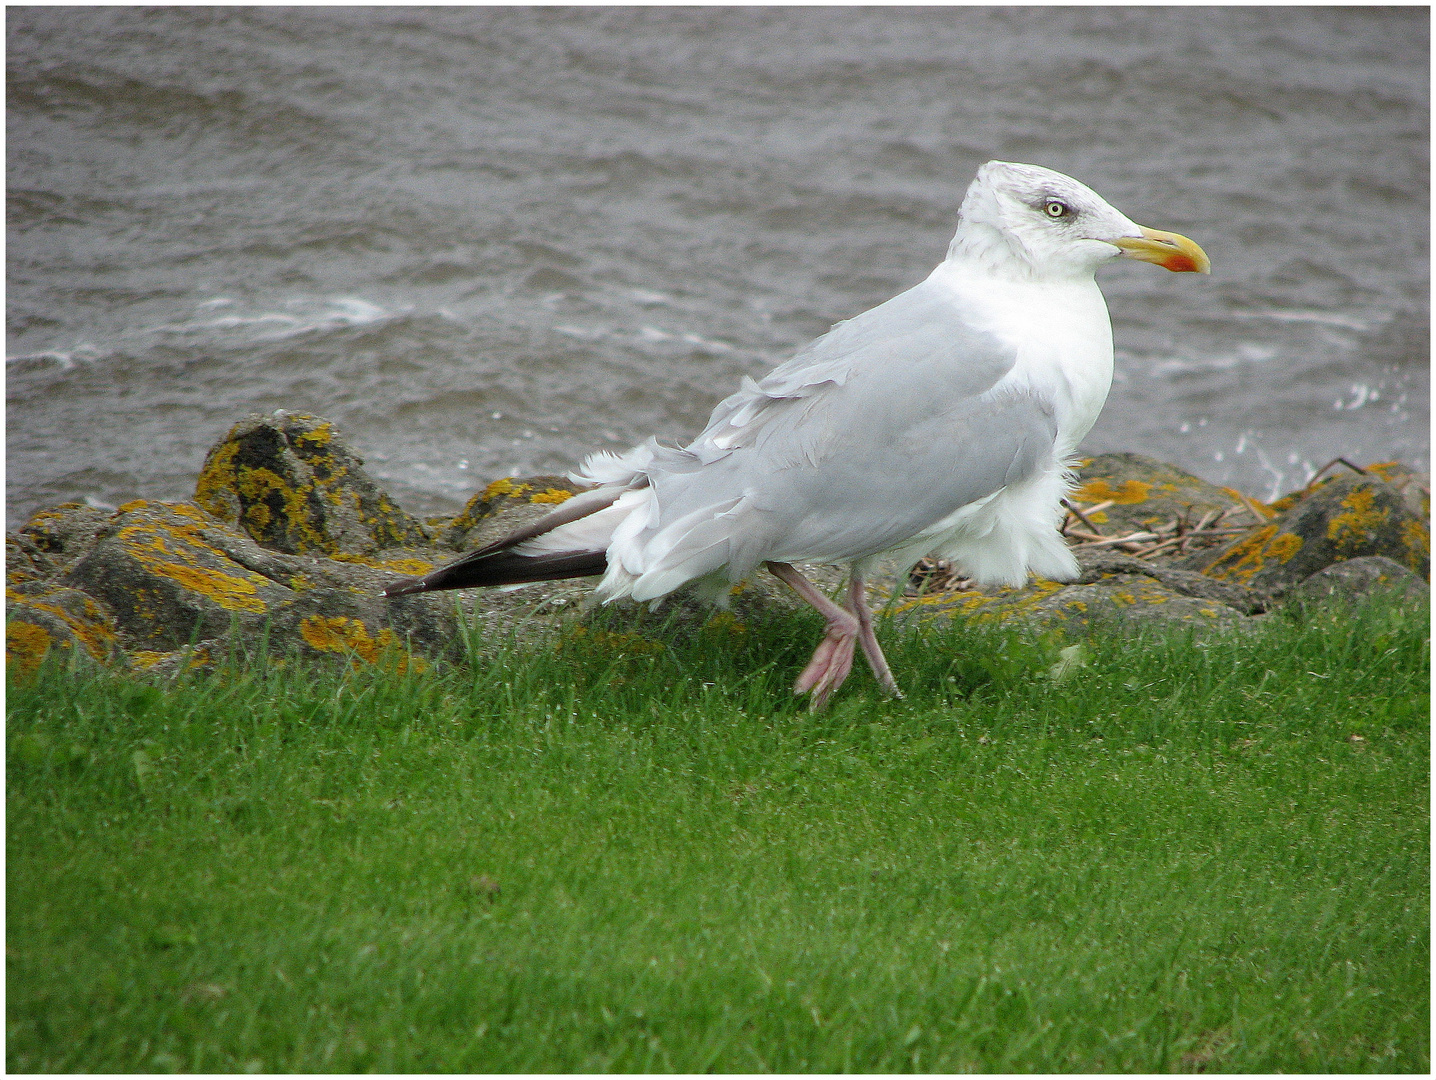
[381,483,629,598]
[382,548,608,596]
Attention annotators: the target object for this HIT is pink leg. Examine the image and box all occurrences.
[765,562,859,709]
[848,572,902,699]
[766,563,902,708]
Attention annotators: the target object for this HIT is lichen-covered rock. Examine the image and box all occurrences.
[1070,452,1261,537]
[1268,461,1431,521]
[62,500,301,650]
[1073,550,1269,614]
[264,591,452,672]
[1286,556,1429,608]
[1363,461,1431,521]
[441,475,587,552]
[6,585,121,676]
[129,640,222,677]
[892,573,1247,635]
[1179,472,1430,594]
[50,498,467,668]
[195,412,429,556]
[6,502,116,586]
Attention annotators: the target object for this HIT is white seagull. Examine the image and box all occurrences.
[385,161,1209,707]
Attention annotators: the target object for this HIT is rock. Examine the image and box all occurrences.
[441,475,587,552]
[891,545,1264,635]
[892,572,1248,635]
[6,502,115,586]
[194,412,430,556]
[1073,550,1269,614]
[1070,452,1261,538]
[62,500,301,651]
[1268,461,1430,522]
[1286,556,1429,607]
[1178,471,1430,594]
[55,498,463,668]
[1364,461,1430,521]
[5,585,122,677]
[130,640,223,678]
[579,561,849,635]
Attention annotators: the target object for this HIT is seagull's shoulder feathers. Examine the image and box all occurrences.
[689,275,1019,472]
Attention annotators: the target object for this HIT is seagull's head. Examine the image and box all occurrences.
[948,161,1210,282]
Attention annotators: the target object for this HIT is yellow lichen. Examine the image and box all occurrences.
[1074,478,1153,505]
[1400,518,1429,572]
[7,587,116,660]
[6,564,40,589]
[1206,525,1304,582]
[6,621,55,676]
[116,519,270,613]
[194,440,242,522]
[1221,486,1277,518]
[196,431,358,554]
[170,503,217,526]
[1015,579,1067,603]
[293,421,334,448]
[1267,533,1303,563]
[329,553,436,575]
[1266,492,1303,514]
[1326,487,1391,553]
[151,562,266,612]
[297,614,415,669]
[892,590,997,618]
[1364,461,1401,482]
[233,464,332,554]
[483,478,531,501]
[300,615,355,652]
[130,650,168,670]
[245,501,274,529]
[530,488,574,505]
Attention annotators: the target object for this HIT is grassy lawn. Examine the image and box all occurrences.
[7,595,1428,1072]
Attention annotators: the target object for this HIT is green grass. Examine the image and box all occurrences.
[7,595,1429,1072]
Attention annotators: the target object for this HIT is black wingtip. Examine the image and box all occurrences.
[381,549,608,597]
[380,577,428,599]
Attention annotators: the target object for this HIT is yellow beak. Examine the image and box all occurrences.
[1110,226,1211,274]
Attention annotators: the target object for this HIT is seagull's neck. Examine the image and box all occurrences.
[944,221,1042,283]
[943,221,1098,286]
[926,259,1115,458]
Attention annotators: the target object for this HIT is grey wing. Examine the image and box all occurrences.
[747,389,1057,565]
[635,278,1055,576]
[690,278,1014,468]
[648,387,1057,574]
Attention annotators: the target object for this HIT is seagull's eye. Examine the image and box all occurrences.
[1044,200,1070,219]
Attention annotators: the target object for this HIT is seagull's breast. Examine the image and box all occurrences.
[930,264,1115,459]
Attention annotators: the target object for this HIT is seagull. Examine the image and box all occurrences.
[384,161,1209,707]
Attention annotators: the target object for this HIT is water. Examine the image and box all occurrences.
[7,7,1428,530]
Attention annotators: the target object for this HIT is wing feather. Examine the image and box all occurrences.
[691,277,1016,471]
[605,275,1056,587]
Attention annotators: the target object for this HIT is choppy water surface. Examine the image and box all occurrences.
[8,7,1428,528]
